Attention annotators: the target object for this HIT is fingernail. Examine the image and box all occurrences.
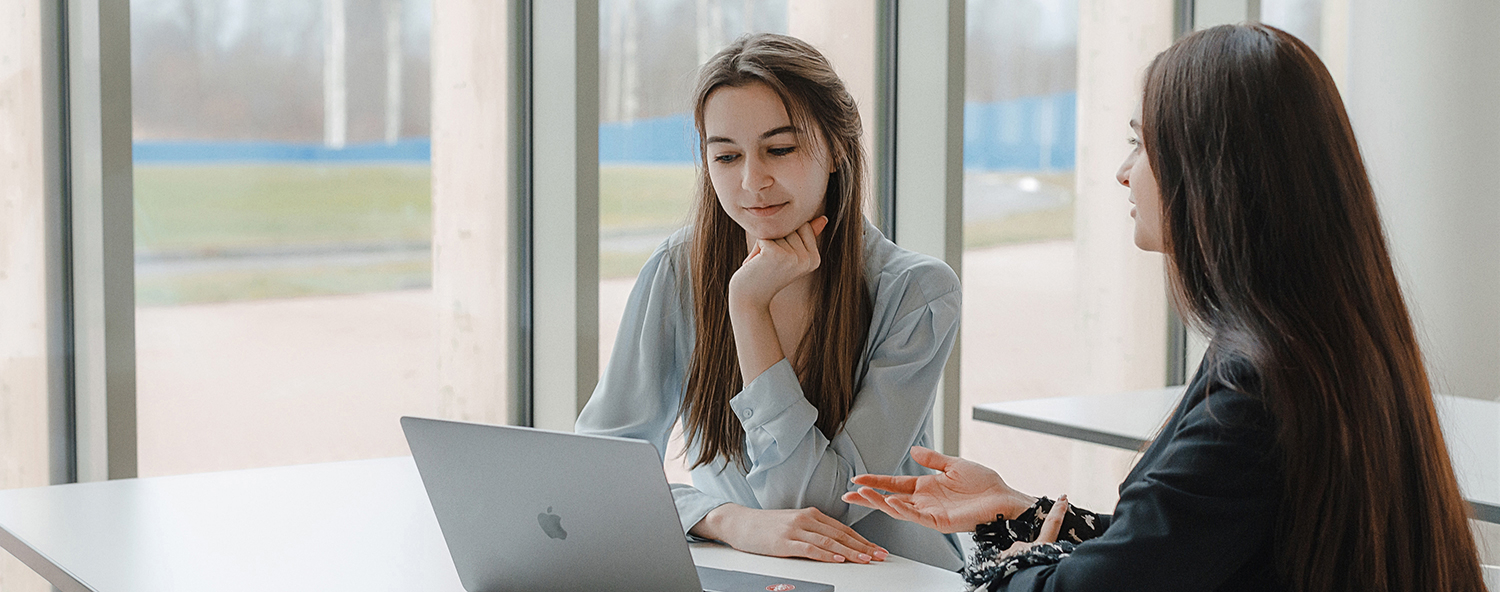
[874,550,888,559]
[859,553,872,562]
[835,555,846,562]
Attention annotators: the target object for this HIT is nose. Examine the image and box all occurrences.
[742,154,773,192]
[1116,155,1132,188]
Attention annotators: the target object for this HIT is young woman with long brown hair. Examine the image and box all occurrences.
[844,23,1486,591]
[576,33,965,569]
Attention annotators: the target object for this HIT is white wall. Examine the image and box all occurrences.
[1343,0,1500,403]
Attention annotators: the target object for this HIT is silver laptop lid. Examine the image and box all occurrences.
[401,416,702,592]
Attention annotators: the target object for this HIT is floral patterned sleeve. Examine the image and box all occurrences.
[962,497,1107,591]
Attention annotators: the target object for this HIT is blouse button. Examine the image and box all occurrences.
[740,408,754,420]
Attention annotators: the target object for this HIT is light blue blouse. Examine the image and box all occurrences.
[575,219,964,570]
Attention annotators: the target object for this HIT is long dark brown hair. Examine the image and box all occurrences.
[1143,24,1484,592]
[680,34,872,470]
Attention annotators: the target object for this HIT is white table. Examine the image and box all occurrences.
[0,456,961,592]
[973,388,1500,524]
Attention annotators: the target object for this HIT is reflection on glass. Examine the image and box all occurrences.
[131,0,437,477]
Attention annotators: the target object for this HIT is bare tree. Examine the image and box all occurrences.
[324,0,348,148]
[383,0,403,144]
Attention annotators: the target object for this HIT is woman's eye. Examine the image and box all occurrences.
[713,153,740,164]
[1127,137,1140,147]
[768,146,796,157]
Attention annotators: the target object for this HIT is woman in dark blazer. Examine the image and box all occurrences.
[845,23,1486,592]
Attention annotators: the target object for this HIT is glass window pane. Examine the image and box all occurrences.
[131,0,438,476]
[960,0,1084,497]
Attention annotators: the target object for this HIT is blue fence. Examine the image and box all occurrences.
[134,92,1076,172]
[599,114,698,164]
[133,138,432,163]
[964,92,1075,171]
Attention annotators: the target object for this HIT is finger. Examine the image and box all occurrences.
[767,235,796,257]
[1036,495,1068,543]
[808,508,884,555]
[787,540,848,563]
[850,473,919,495]
[794,223,821,268]
[772,225,811,262]
[744,243,762,264]
[794,220,818,251]
[842,488,901,518]
[908,445,958,473]
[796,529,873,564]
[1001,540,1033,559]
[811,215,829,235]
[841,490,873,508]
[847,487,923,527]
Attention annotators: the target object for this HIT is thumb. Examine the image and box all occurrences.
[812,215,829,236]
[908,445,955,472]
[1036,495,1069,543]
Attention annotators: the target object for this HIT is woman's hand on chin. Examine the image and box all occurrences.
[690,503,888,564]
[728,215,828,309]
[842,445,1037,534]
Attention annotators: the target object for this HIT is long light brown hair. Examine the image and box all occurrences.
[682,34,872,470]
[1143,24,1484,592]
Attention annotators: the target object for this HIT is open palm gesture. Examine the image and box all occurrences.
[842,446,1036,534]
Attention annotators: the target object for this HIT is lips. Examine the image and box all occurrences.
[745,203,788,217]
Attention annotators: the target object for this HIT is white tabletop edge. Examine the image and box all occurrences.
[0,517,94,592]
[972,390,1500,525]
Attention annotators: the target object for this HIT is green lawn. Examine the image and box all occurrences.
[133,163,1073,304]
[134,164,702,302]
[134,164,433,253]
[599,164,696,230]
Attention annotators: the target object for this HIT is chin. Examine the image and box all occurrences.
[1133,236,1164,253]
[1132,233,1151,252]
[742,222,794,241]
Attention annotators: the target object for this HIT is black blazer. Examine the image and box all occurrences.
[1000,356,1285,591]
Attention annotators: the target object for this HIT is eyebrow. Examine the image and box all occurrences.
[705,125,800,145]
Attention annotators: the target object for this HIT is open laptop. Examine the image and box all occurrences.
[401,416,835,592]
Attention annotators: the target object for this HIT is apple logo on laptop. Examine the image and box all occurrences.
[537,507,567,540]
